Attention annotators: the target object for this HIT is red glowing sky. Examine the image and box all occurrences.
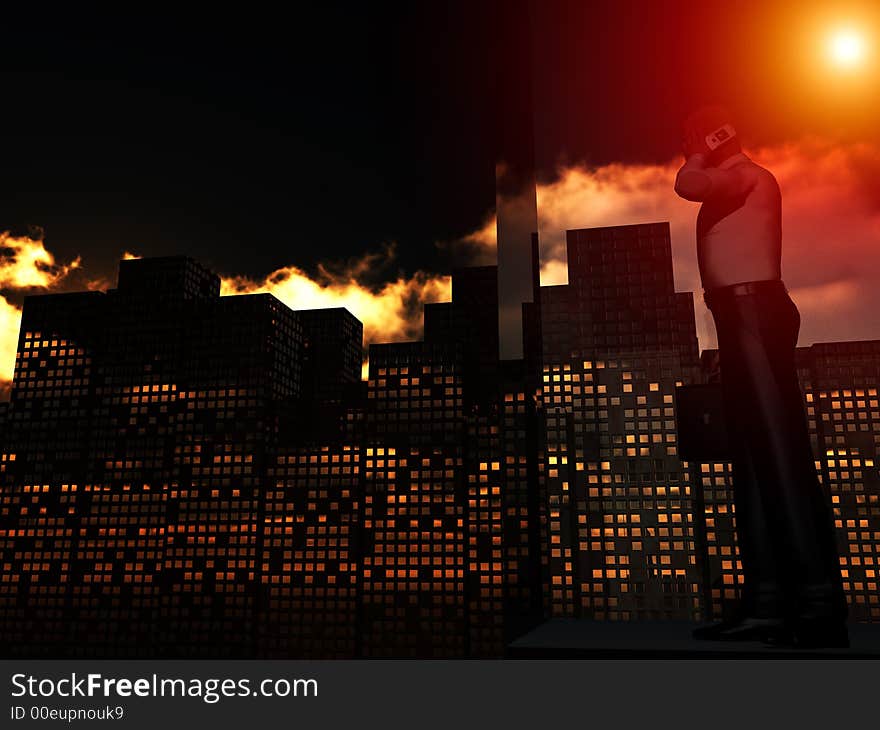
[3,3,880,391]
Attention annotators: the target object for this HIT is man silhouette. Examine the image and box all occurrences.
[675,106,848,648]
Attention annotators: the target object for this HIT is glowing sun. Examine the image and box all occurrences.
[828,28,867,68]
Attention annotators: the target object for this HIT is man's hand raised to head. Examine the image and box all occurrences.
[674,136,753,202]
[682,127,708,161]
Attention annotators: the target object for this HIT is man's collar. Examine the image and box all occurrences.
[718,151,749,169]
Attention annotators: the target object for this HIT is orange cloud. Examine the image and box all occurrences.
[221,246,451,378]
[1,237,450,388]
[0,295,21,397]
[0,231,80,289]
[3,137,877,392]
[0,232,82,393]
[457,137,880,351]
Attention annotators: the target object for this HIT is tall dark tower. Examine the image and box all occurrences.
[494,0,539,361]
[538,223,705,622]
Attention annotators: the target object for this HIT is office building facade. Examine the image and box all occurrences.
[537,223,705,621]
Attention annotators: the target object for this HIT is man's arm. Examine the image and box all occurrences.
[674,153,753,202]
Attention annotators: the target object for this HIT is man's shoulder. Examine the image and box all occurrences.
[737,158,779,189]
[751,163,780,191]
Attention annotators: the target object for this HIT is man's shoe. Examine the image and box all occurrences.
[692,616,786,642]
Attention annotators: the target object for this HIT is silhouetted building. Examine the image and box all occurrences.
[115,255,220,302]
[537,223,704,621]
[425,265,499,404]
[493,0,538,360]
[0,401,8,459]
[356,265,542,656]
[362,341,467,656]
[492,360,543,645]
[545,223,699,361]
[278,307,365,445]
[259,443,361,658]
[298,308,363,406]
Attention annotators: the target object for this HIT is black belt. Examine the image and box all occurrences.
[704,279,786,308]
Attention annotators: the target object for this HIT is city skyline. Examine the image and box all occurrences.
[5,166,880,396]
[2,221,877,658]
[2,10,880,730]
[2,0,880,662]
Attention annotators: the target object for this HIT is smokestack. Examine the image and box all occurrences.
[494,0,538,361]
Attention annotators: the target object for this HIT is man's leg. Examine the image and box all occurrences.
[757,291,848,628]
[728,444,786,619]
[692,297,786,640]
[724,289,847,645]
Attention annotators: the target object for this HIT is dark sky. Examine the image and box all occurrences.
[3,1,878,282]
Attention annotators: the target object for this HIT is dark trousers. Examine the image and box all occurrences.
[705,280,846,621]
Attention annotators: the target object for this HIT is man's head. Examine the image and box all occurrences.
[682,105,741,165]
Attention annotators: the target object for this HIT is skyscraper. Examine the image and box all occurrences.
[493,0,538,360]
[356,260,543,656]
[425,265,500,403]
[362,341,467,656]
[298,308,363,407]
[259,443,361,658]
[538,222,704,621]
